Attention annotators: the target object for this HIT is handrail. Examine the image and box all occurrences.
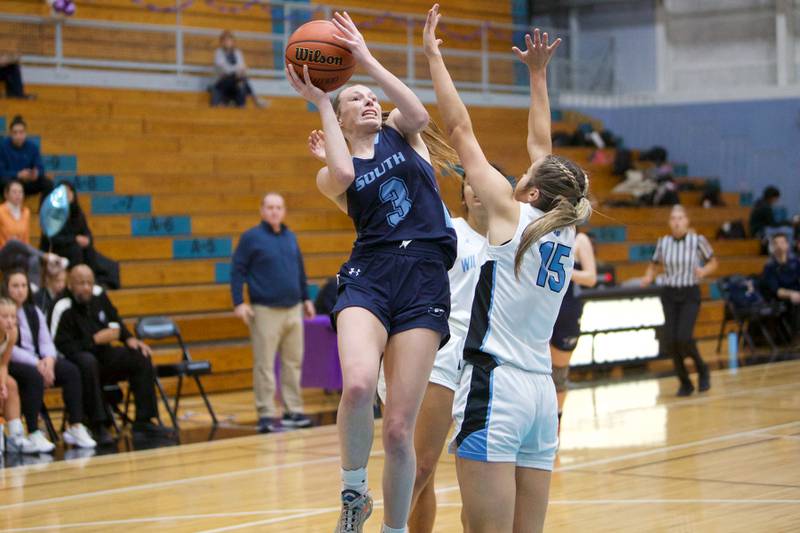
[0,3,616,96]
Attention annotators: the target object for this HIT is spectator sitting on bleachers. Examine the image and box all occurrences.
[0,116,54,201]
[0,179,68,282]
[760,232,800,331]
[211,30,265,108]
[3,269,96,450]
[0,52,32,100]
[749,186,783,240]
[39,181,118,288]
[52,265,167,443]
[34,261,67,320]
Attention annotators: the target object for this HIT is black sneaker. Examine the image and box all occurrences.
[677,383,695,397]
[282,412,312,429]
[92,424,116,446]
[698,371,711,392]
[132,421,176,438]
[257,417,281,433]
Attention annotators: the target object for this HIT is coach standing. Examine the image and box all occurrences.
[231,193,315,433]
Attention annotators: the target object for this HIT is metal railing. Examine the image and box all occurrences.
[0,0,616,96]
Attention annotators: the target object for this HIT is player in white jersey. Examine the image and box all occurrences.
[425,6,591,532]
[375,169,492,532]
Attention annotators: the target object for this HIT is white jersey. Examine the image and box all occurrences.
[463,203,575,374]
[447,217,487,339]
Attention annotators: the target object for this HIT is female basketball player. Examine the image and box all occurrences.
[425,5,590,531]
[309,128,495,533]
[286,11,457,533]
[551,231,596,431]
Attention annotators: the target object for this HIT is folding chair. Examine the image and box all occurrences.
[715,275,789,362]
[135,317,217,430]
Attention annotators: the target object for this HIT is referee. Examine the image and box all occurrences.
[642,205,718,396]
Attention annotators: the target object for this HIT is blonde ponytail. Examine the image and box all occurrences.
[514,155,592,278]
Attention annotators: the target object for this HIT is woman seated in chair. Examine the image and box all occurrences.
[3,268,96,449]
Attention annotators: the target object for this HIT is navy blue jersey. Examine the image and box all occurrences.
[347,125,456,267]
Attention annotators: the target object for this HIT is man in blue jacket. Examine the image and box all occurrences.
[0,115,54,200]
[231,193,316,433]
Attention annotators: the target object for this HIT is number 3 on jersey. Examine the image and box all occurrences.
[536,242,572,292]
[380,177,413,227]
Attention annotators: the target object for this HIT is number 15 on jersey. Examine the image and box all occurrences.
[536,242,572,293]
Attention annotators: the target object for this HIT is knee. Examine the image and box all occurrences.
[72,351,100,374]
[341,379,376,410]
[414,454,438,489]
[382,417,414,459]
[59,360,81,382]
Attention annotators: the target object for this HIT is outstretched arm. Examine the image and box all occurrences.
[424,4,516,221]
[513,28,561,164]
[333,11,429,135]
[286,64,354,201]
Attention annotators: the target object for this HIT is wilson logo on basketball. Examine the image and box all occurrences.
[294,47,344,66]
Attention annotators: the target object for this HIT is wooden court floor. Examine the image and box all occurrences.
[1,360,799,532]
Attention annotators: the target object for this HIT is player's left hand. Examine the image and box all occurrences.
[331,11,373,65]
[512,28,561,72]
[423,4,444,58]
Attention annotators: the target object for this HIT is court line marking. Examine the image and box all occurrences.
[190,420,800,532]
[1,510,340,532]
[2,414,796,513]
[7,498,800,532]
[2,372,797,516]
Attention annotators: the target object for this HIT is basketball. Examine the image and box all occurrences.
[285,20,355,93]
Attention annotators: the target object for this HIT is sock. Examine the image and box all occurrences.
[8,418,23,437]
[382,525,407,533]
[341,467,368,495]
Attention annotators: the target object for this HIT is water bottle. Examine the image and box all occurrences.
[728,331,739,374]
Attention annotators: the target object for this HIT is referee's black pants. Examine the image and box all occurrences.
[660,285,709,386]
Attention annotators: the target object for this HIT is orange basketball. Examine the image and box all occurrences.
[285,20,355,93]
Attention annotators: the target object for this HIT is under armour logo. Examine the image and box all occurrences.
[400,240,412,249]
[348,268,361,276]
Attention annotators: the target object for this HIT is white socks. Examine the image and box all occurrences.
[381,526,407,533]
[7,418,23,437]
[341,467,368,495]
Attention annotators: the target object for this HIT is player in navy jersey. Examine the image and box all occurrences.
[550,231,596,433]
[286,11,457,533]
[425,6,591,532]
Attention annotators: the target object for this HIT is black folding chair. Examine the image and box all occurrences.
[715,275,790,362]
[135,317,217,430]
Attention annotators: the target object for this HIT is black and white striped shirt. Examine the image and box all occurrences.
[652,232,714,287]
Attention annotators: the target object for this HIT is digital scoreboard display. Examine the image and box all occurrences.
[570,287,666,367]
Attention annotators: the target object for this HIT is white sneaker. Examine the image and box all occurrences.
[6,435,39,454]
[63,424,97,448]
[27,430,56,453]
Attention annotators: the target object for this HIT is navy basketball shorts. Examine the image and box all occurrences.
[551,298,584,352]
[332,242,451,346]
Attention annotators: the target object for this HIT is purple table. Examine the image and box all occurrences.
[275,315,342,391]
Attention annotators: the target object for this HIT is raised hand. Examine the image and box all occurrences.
[286,63,328,104]
[512,28,561,72]
[423,4,444,58]
[331,11,373,65]
[308,129,327,162]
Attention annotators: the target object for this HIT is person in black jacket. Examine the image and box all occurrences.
[39,181,98,270]
[53,265,165,441]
